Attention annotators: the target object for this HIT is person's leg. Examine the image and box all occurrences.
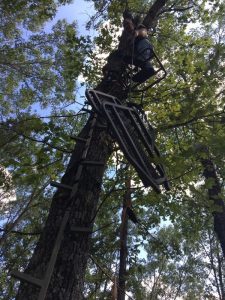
[132,61,155,83]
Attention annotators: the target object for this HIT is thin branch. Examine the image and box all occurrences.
[157,5,193,17]
[89,255,135,300]
[1,112,88,124]
[158,111,225,131]
[0,179,51,246]
[0,124,73,154]
[92,221,116,234]
[0,228,41,236]
[168,166,200,182]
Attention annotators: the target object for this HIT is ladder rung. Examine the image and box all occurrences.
[81,161,105,166]
[82,108,92,113]
[96,124,107,129]
[50,181,73,190]
[70,136,87,143]
[70,226,92,233]
[11,270,43,287]
[155,177,167,185]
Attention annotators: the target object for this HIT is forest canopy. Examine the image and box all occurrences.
[0,0,225,299]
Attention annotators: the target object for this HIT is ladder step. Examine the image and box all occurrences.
[95,124,107,129]
[70,226,92,233]
[50,181,73,190]
[11,270,43,287]
[82,108,92,113]
[81,161,105,166]
[70,136,87,143]
[155,177,167,185]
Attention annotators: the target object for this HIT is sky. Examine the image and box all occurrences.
[44,0,96,36]
[31,0,97,116]
[0,0,98,227]
[0,1,97,221]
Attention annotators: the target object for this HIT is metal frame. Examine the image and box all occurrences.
[101,101,169,192]
[85,89,170,192]
[12,88,170,299]
[85,89,121,114]
[11,111,102,300]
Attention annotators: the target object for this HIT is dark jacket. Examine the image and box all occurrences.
[134,36,153,63]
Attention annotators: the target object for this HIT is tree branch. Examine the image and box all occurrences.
[143,0,170,29]
[0,228,41,236]
[0,123,72,154]
[158,5,193,17]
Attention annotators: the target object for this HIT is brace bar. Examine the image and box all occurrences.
[81,161,105,166]
[70,226,92,233]
[82,108,93,113]
[70,136,87,143]
[11,270,43,287]
[50,181,73,191]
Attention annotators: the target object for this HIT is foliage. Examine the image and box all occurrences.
[1,0,225,299]
[83,0,225,298]
[0,0,90,298]
[0,0,72,34]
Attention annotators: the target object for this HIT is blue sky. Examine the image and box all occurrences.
[32,0,97,116]
[44,0,96,36]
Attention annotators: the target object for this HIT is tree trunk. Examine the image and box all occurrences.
[117,178,131,300]
[16,117,114,300]
[201,157,225,257]
[216,248,225,300]
[15,1,169,299]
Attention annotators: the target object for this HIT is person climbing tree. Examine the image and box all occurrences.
[125,24,155,84]
[103,17,155,87]
[102,10,136,84]
[14,2,172,299]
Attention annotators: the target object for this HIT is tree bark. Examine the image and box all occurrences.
[117,178,131,300]
[16,118,114,300]
[201,157,225,258]
[216,248,225,300]
[143,0,167,29]
[15,1,169,299]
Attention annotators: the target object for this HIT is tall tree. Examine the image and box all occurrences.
[1,0,225,298]
[0,0,89,298]
[117,175,130,300]
[15,1,171,299]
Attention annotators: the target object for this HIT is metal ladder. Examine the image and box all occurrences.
[86,89,170,192]
[11,88,170,299]
[11,110,104,300]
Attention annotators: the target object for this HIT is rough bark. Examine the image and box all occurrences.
[16,118,114,300]
[117,179,130,300]
[201,157,225,258]
[15,1,169,299]
[216,249,225,299]
[143,0,167,29]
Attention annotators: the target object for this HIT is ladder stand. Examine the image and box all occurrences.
[11,111,102,300]
[12,88,170,299]
[86,89,170,193]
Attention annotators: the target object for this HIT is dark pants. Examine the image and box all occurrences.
[124,56,155,84]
